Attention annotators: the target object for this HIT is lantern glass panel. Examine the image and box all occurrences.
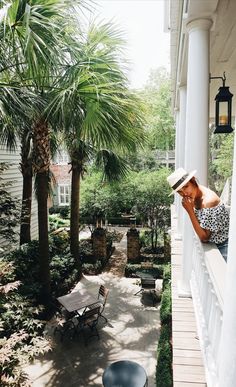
[219,101,228,125]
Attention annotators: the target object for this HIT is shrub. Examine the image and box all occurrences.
[162,264,171,291]
[50,253,79,297]
[49,229,70,254]
[4,241,41,299]
[0,261,51,386]
[49,205,59,214]
[160,287,172,325]
[156,324,172,387]
[79,239,94,263]
[139,229,152,248]
[49,214,70,232]
[82,260,102,275]
[4,241,78,300]
[49,206,70,218]
[156,263,172,387]
[59,206,70,218]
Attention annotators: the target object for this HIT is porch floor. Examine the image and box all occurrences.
[171,210,207,386]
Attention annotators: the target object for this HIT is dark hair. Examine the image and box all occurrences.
[190,177,198,187]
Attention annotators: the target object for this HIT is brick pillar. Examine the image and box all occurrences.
[92,227,106,261]
[127,228,140,262]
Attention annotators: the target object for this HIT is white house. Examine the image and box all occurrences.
[50,149,71,207]
[0,143,38,246]
[165,1,236,386]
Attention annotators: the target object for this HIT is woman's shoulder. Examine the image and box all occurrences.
[196,202,228,221]
[202,187,220,208]
[200,201,228,216]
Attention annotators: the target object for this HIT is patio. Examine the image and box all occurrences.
[25,272,161,387]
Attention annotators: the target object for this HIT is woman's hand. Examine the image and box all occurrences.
[181,195,211,242]
[182,196,195,213]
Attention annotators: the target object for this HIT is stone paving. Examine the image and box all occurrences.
[25,229,161,387]
[103,227,128,277]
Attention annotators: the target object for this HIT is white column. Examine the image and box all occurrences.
[175,108,180,170]
[218,131,236,386]
[179,18,212,296]
[178,86,187,169]
[177,86,187,236]
[174,109,180,211]
[174,109,183,237]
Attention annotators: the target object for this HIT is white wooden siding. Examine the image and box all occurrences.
[0,143,38,246]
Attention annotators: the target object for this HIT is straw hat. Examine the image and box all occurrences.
[167,167,197,195]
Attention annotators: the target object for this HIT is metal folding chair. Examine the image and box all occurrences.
[77,305,101,345]
[89,285,109,323]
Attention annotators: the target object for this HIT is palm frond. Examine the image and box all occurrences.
[0,83,44,150]
[95,149,130,182]
[0,0,82,82]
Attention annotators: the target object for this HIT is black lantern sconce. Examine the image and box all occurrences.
[209,72,234,133]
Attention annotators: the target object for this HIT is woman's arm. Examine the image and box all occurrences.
[182,196,211,242]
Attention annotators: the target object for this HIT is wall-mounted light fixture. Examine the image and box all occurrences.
[209,72,234,133]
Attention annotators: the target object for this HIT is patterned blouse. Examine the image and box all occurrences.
[194,202,229,244]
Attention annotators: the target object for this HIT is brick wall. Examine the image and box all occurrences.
[50,164,71,206]
[51,164,71,184]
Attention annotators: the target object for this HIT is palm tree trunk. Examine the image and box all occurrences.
[37,172,51,302]
[33,118,51,304]
[20,130,33,245]
[20,174,32,245]
[70,162,82,274]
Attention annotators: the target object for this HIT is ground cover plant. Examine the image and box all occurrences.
[0,261,51,386]
[4,226,118,302]
[4,240,78,301]
[156,264,172,387]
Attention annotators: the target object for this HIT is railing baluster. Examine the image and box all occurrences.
[190,236,225,387]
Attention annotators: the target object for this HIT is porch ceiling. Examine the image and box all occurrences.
[210,0,236,116]
[170,0,236,117]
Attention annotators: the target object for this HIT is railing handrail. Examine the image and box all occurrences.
[201,242,226,309]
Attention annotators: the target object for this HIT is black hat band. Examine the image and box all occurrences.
[172,173,189,190]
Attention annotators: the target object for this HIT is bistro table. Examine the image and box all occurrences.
[57,288,98,313]
[102,360,148,387]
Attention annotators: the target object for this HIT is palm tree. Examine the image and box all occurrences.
[0,0,87,303]
[0,79,39,245]
[66,138,132,267]
[1,4,146,300]
[48,22,146,266]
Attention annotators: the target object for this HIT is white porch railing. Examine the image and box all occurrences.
[190,237,227,387]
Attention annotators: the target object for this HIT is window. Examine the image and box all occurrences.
[58,185,70,205]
